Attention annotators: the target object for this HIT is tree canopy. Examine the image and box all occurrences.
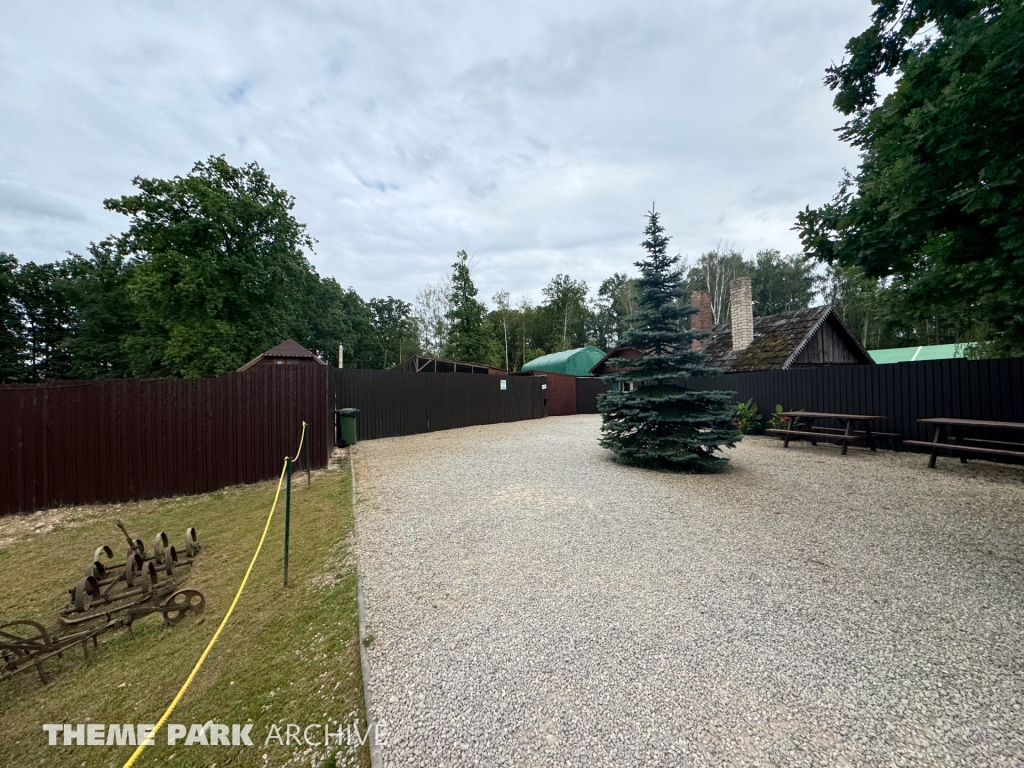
[0,157,407,381]
[798,1,1024,356]
[107,156,320,377]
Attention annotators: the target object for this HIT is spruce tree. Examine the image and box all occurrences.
[598,208,740,472]
[444,250,491,364]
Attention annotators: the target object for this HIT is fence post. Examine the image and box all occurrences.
[283,456,292,588]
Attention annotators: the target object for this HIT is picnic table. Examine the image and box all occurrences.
[903,417,1024,468]
[765,411,893,456]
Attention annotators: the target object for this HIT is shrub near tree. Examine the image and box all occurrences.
[598,209,741,472]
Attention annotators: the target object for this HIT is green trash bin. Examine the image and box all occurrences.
[336,408,359,447]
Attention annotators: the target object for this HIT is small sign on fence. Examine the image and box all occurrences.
[500,380,507,391]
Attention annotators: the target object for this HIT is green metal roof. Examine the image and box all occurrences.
[868,343,975,364]
[521,346,606,376]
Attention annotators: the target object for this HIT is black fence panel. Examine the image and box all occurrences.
[683,358,1024,452]
[335,369,546,441]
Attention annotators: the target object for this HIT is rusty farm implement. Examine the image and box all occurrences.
[1,521,206,685]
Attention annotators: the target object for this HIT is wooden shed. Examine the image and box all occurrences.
[589,346,644,377]
[394,355,505,375]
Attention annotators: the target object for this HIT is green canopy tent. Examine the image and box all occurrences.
[521,347,606,376]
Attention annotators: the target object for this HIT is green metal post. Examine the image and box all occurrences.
[283,456,292,588]
[305,422,311,485]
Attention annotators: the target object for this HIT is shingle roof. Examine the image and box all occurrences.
[701,307,864,372]
[260,339,320,359]
[237,339,325,372]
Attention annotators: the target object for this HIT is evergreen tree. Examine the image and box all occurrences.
[443,250,492,364]
[0,253,25,381]
[598,209,740,472]
[12,259,76,380]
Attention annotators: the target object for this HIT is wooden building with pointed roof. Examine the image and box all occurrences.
[700,305,872,372]
[590,278,872,377]
[238,339,327,372]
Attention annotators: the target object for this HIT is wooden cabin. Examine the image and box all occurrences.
[699,306,872,372]
[590,278,871,377]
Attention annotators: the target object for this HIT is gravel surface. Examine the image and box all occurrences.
[352,415,1024,767]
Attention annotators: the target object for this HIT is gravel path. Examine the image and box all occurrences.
[352,415,1024,767]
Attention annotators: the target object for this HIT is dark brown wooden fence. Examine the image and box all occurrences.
[683,358,1024,448]
[0,366,334,516]
[576,377,612,414]
[335,369,546,440]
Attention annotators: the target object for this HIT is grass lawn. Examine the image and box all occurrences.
[0,456,370,768]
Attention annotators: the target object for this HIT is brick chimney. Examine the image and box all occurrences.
[730,277,754,352]
[690,290,713,350]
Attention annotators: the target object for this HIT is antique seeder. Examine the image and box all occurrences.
[1,522,206,684]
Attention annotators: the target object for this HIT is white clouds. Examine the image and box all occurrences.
[0,0,869,304]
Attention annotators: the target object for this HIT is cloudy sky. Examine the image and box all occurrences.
[0,1,870,306]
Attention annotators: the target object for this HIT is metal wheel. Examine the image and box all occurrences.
[140,562,158,595]
[184,527,199,558]
[0,620,53,683]
[161,589,205,625]
[72,577,97,613]
[162,546,177,577]
[152,532,168,565]
[124,551,142,587]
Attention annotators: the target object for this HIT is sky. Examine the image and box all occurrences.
[0,1,871,307]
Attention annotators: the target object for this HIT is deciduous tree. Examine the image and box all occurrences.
[541,274,589,352]
[368,296,419,368]
[749,249,815,316]
[107,155,317,377]
[797,1,1024,356]
[62,242,137,378]
[683,246,747,324]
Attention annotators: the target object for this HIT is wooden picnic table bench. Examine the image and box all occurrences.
[903,417,1024,468]
[765,411,895,456]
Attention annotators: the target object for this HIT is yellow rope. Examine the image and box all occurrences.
[122,421,307,767]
